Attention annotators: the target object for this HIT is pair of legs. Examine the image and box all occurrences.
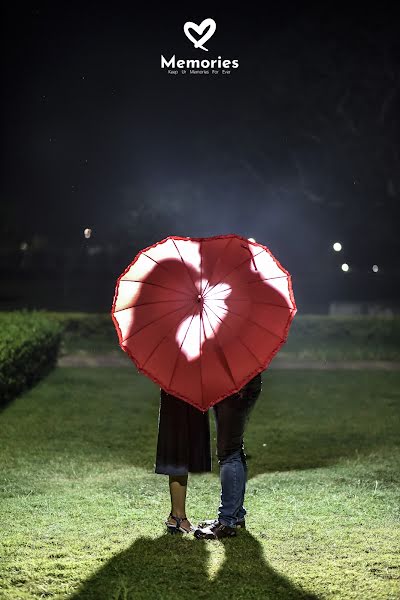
[167,374,262,530]
[213,374,261,527]
[156,389,211,532]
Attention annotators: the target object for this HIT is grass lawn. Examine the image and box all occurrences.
[0,367,399,599]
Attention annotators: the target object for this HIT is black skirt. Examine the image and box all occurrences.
[154,389,212,476]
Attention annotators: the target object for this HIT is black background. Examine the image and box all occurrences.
[1,3,399,310]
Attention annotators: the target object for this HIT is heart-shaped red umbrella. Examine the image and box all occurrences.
[111,234,296,411]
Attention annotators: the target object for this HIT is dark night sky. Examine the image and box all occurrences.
[1,3,399,293]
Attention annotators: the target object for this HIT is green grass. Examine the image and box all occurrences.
[0,368,399,599]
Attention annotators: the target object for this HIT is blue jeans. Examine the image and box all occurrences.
[212,373,262,527]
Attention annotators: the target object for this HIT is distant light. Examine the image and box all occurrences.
[341,263,349,272]
[20,242,28,251]
[333,242,342,252]
[248,237,256,243]
[84,228,92,239]
[372,264,379,273]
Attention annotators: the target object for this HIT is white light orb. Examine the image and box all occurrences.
[20,242,28,251]
[372,264,379,273]
[84,228,92,239]
[333,242,342,252]
[341,263,349,272]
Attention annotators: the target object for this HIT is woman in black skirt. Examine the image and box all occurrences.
[155,389,212,533]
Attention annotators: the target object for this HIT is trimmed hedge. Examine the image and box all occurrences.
[44,312,117,354]
[0,310,63,405]
[44,312,114,337]
[284,315,400,360]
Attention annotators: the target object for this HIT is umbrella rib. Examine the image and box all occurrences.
[203,304,264,367]
[114,299,188,313]
[121,279,193,297]
[205,301,284,341]
[141,253,175,272]
[171,239,199,294]
[250,275,289,283]
[199,239,204,407]
[207,275,289,296]
[200,239,203,295]
[241,242,258,271]
[121,304,192,344]
[202,237,235,296]
[205,248,267,296]
[209,299,295,310]
[202,306,238,389]
[141,305,196,369]
[199,304,204,409]
[168,312,197,388]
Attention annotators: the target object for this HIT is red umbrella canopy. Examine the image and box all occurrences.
[111,234,297,411]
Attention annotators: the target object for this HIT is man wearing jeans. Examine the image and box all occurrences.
[194,372,263,540]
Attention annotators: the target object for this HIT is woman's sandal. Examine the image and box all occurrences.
[165,512,195,534]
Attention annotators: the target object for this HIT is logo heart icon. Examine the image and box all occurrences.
[183,18,216,52]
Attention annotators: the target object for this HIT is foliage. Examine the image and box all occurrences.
[44,311,118,355]
[0,309,62,405]
[284,315,400,359]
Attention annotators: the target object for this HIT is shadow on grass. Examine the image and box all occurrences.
[2,368,398,481]
[120,369,400,477]
[68,530,319,600]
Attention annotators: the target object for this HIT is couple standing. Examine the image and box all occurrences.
[154,372,263,539]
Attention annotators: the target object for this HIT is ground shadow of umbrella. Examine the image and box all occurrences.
[120,371,392,476]
[68,530,320,600]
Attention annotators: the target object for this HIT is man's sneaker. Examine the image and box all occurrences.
[197,517,246,529]
[194,521,237,540]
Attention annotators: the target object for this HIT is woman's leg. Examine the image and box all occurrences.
[166,474,193,531]
[168,474,188,517]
